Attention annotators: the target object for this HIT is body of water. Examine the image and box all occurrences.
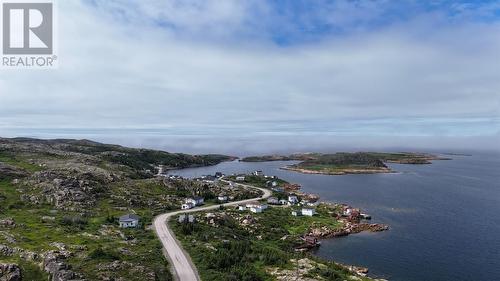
[169,152,500,281]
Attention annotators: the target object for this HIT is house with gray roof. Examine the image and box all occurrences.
[119,214,140,228]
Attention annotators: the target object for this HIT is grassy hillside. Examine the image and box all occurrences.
[0,137,237,280]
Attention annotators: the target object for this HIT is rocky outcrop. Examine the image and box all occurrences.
[308,222,388,239]
[0,163,27,180]
[22,170,111,210]
[0,245,14,256]
[96,261,156,281]
[267,258,325,281]
[0,264,22,281]
[0,218,16,228]
[43,250,84,281]
[309,227,349,238]
[0,245,39,262]
[350,223,389,233]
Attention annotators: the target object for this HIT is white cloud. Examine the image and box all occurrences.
[0,0,499,149]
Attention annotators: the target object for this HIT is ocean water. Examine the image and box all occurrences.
[169,153,500,281]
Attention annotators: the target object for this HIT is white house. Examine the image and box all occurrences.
[250,206,263,213]
[186,197,204,206]
[119,214,140,228]
[235,176,246,181]
[288,195,299,204]
[237,205,246,211]
[253,170,264,176]
[343,208,353,216]
[302,208,316,217]
[267,197,279,205]
[182,202,195,210]
[279,199,288,205]
[218,195,228,202]
[246,202,268,213]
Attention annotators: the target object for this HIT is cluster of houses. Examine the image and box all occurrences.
[181,196,205,210]
[159,170,225,182]
[234,171,278,182]
[235,193,319,217]
[267,194,318,217]
[194,172,224,183]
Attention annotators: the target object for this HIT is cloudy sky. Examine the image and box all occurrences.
[1,0,499,153]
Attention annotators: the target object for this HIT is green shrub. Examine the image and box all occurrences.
[88,246,120,261]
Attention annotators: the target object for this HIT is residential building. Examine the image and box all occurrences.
[246,202,268,213]
[288,195,299,204]
[267,197,279,205]
[186,197,204,206]
[235,176,245,181]
[181,202,195,210]
[218,194,228,202]
[119,214,140,228]
[279,199,288,205]
[302,208,316,217]
[253,170,264,176]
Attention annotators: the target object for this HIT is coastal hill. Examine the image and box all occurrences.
[242,152,450,175]
[0,137,237,280]
[1,138,235,177]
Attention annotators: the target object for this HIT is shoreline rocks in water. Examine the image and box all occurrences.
[306,203,389,239]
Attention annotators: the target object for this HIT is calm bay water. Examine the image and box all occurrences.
[169,153,500,281]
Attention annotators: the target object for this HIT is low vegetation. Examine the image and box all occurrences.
[170,206,374,281]
[0,137,238,280]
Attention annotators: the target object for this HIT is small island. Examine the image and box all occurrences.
[242,152,451,175]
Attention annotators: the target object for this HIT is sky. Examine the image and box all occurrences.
[1,0,499,154]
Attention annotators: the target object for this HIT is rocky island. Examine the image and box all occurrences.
[242,152,450,175]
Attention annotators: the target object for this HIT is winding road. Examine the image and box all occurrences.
[153,181,272,281]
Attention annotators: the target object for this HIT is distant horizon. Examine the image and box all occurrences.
[1,129,498,156]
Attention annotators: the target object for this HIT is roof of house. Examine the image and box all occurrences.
[119,214,140,222]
